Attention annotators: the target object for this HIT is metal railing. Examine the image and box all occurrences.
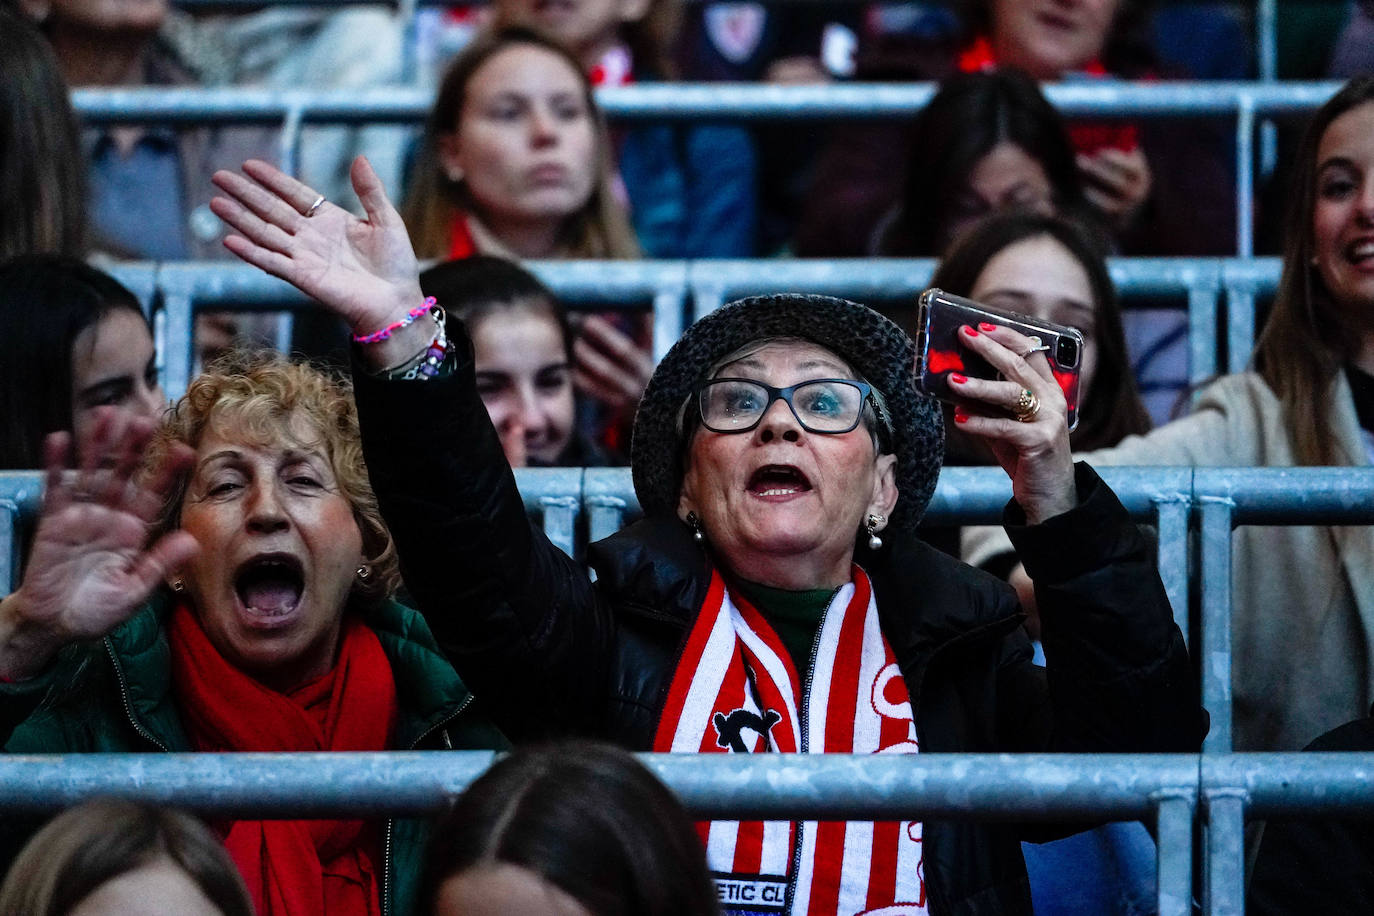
[109,257,1281,398]
[72,80,1345,256]
[7,463,1374,914]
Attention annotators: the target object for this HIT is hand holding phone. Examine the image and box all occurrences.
[915,288,1084,431]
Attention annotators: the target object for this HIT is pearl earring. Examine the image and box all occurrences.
[866,514,885,551]
[686,512,705,544]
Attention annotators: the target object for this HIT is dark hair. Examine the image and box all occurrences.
[0,255,148,469]
[956,0,1158,77]
[0,7,86,259]
[423,743,720,916]
[1253,77,1374,466]
[931,211,1152,451]
[883,69,1089,256]
[0,800,254,916]
[420,255,572,361]
[401,26,639,261]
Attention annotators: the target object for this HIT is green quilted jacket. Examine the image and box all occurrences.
[0,591,507,916]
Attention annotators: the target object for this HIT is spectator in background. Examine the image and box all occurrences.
[873,70,1095,258]
[420,256,623,467]
[930,212,1157,916]
[403,27,639,261]
[0,800,253,916]
[801,0,1235,258]
[0,7,85,261]
[0,255,163,470]
[492,0,756,258]
[15,0,274,262]
[965,77,1374,755]
[423,743,719,916]
[1330,0,1374,78]
[162,5,410,206]
[405,29,651,454]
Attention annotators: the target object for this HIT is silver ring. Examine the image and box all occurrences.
[1022,343,1051,357]
[304,194,326,218]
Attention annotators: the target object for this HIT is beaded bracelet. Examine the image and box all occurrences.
[380,306,451,381]
[352,297,438,345]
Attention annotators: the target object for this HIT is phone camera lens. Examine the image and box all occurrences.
[1056,337,1080,368]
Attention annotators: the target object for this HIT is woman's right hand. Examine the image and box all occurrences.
[0,412,199,682]
[210,156,430,371]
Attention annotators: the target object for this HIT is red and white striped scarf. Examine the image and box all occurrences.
[654,568,928,916]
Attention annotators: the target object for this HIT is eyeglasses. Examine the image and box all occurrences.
[695,378,877,435]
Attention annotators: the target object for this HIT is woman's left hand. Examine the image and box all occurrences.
[1078,147,1153,230]
[944,323,1077,524]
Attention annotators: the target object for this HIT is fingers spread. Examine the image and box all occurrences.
[212,168,304,230]
[242,159,325,216]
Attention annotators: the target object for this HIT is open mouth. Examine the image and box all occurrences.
[747,464,813,497]
[233,553,304,622]
[1346,239,1374,267]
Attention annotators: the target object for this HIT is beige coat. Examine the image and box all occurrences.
[963,372,1374,751]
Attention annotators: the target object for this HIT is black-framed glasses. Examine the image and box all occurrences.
[695,378,875,435]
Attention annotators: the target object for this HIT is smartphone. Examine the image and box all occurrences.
[914,288,1083,431]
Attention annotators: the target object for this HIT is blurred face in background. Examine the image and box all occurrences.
[440,44,598,241]
[495,0,650,65]
[21,0,166,34]
[70,307,165,453]
[968,232,1100,401]
[988,0,1121,79]
[471,301,576,466]
[1312,101,1374,317]
[943,143,1056,252]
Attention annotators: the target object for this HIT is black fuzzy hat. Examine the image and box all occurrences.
[631,294,944,534]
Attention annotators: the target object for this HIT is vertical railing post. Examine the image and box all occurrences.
[539,496,579,559]
[159,292,196,400]
[0,502,17,597]
[1154,496,1192,645]
[279,103,305,178]
[1154,791,1196,916]
[1198,498,1236,754]
[1187,267,1222,389]
[1203,789,1248,916]
[1236,96,1256,258]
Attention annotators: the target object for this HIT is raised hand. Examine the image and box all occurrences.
[0,412,199,681]
[572,314,653,413]
[210,157,429,370]
[942,323,1077,525]
[1078,146,1153,230]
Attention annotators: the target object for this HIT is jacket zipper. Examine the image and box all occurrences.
[381,692,475,916]
[783,586,838,915]
[105,640,170,753]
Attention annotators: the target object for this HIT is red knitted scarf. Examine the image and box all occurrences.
[168,604,398,916]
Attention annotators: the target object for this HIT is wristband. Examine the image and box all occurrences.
[353,297,438,345]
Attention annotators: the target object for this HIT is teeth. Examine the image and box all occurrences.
[757,487,801,496]
[1351,241,1374,259]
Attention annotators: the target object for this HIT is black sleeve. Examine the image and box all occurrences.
[1004,462,1207,754]
[352,336,616,742]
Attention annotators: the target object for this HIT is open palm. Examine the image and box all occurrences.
[210,157,423,336]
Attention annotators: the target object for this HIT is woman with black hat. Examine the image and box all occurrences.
[210,156,1204,915]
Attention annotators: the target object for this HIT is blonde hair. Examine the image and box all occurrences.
[0,800,253,916]
[402,27,640,261]
[146,350,401,604]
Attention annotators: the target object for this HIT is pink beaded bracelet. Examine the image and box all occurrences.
[352,297,438,345]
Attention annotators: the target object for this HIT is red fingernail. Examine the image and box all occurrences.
[953,408,969,424]
[962,326,979,337]
[949,373,968,384]
[979,322,998,332]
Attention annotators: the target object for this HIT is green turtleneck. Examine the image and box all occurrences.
[731,578,839,675]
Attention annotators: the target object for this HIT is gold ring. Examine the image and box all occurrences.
[1012,388,1041,422]
[304,194,326,218]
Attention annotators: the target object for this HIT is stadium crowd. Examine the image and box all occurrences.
[1,0,1373,912]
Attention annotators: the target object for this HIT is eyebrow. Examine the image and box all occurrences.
[1317,157,1358,173]
[723,356,852,376]
[981,289,1095,319]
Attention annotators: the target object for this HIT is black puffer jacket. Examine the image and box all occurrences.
[354,349,1205,916]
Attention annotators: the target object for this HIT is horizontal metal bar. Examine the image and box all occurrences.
[1205,753,1374,816]
[0,752,1199,820]
[1193,467,1374,524]
[71,82,1348,125]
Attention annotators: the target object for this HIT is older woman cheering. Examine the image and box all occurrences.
[0,354,503,916]
[210,157,1204,914]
